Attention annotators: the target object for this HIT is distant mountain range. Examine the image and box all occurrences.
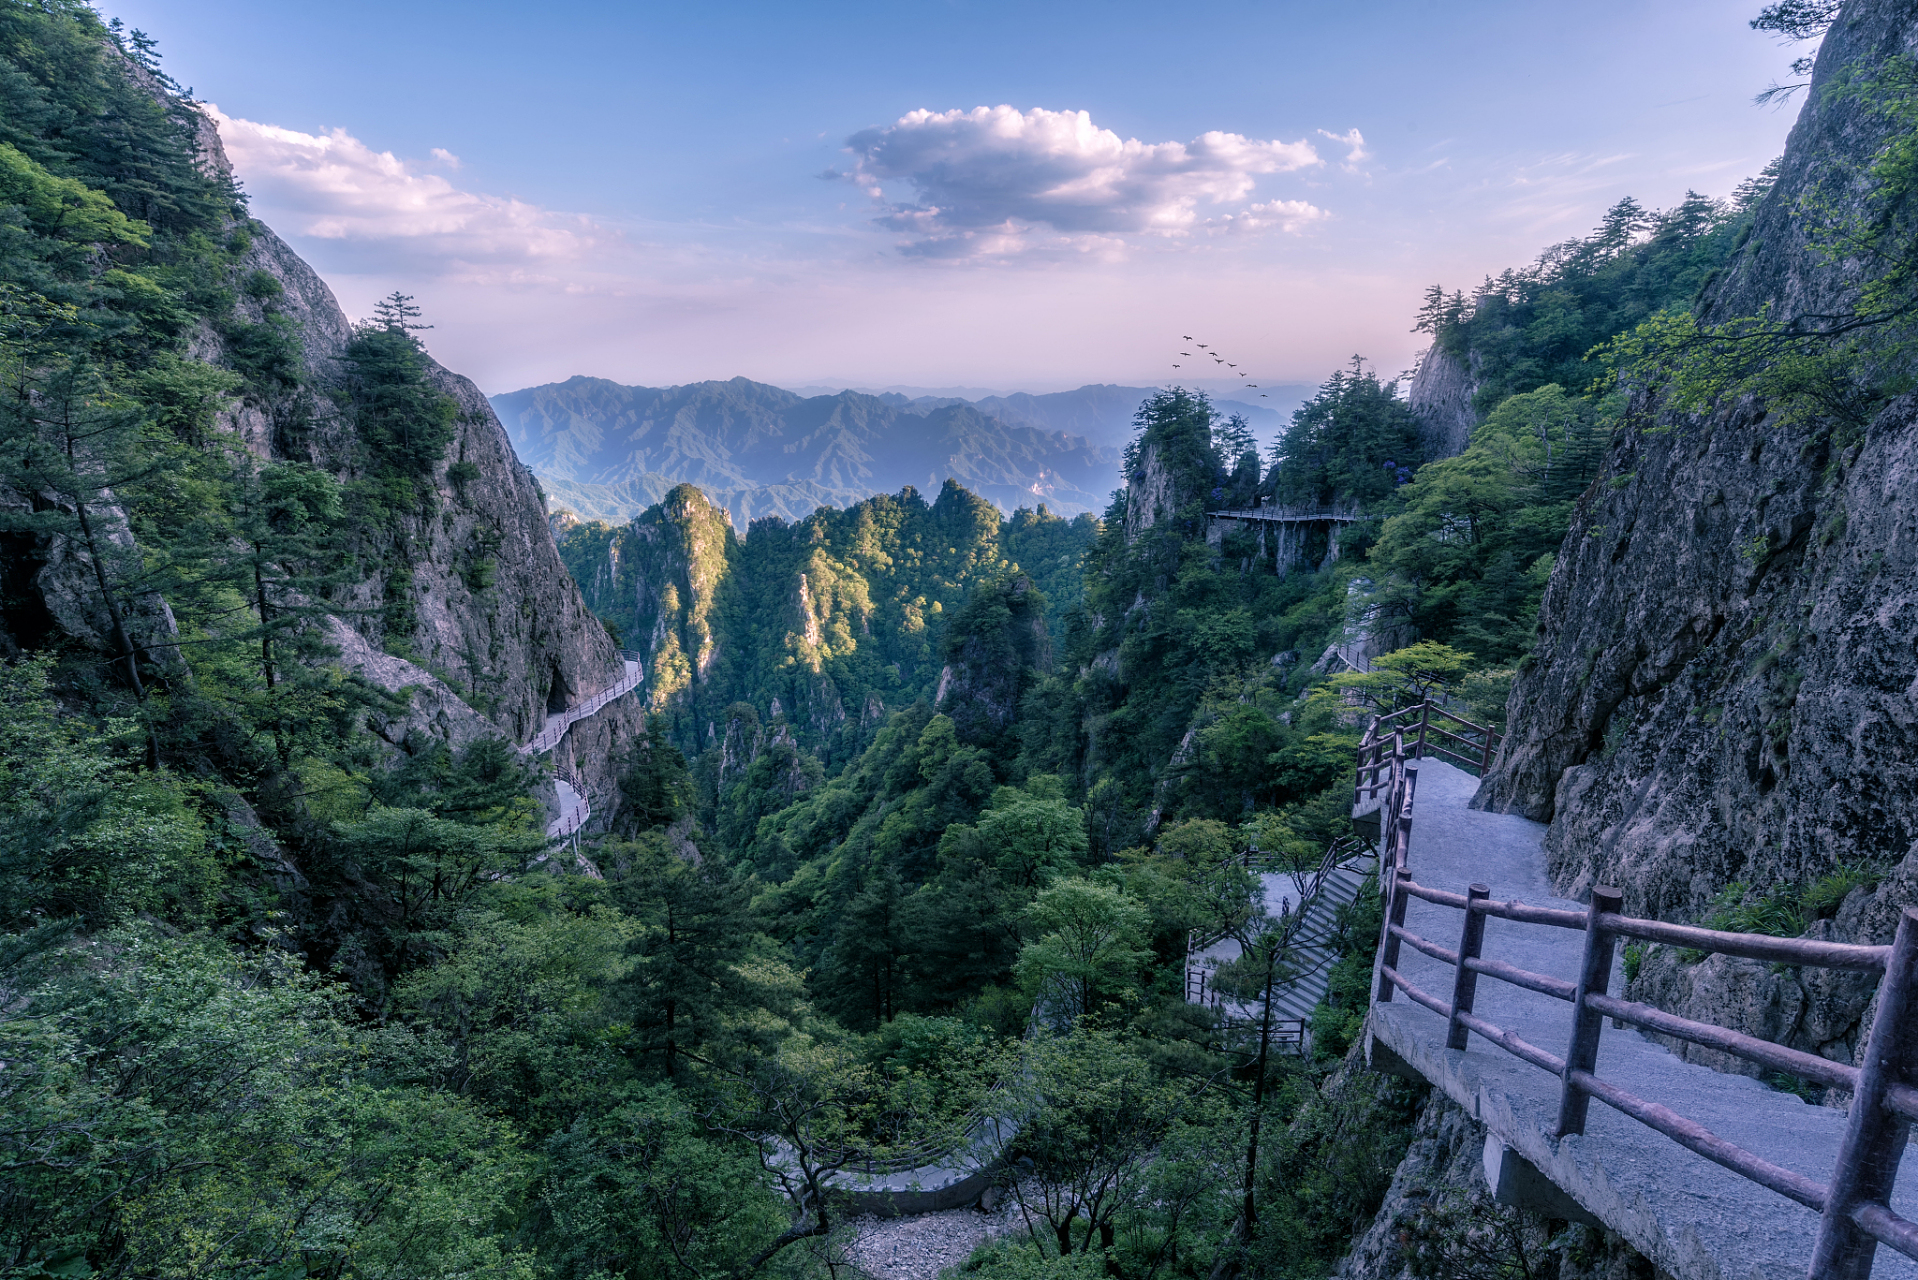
[787,382,1313,450]
[491,376,1313,526]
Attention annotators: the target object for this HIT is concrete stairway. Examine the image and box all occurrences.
[1187,843,1379,1041]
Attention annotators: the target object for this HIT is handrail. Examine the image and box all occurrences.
[1354,702,1503,802]
[518,657,643,756]
[1365,712,1918,1278]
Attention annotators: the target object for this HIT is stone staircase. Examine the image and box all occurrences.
[1187,839,1379,1044]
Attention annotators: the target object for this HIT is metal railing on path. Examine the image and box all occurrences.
[1364,702,1918,1280]
[517,652,643,756]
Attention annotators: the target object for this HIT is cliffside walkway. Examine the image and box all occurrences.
[516,654,642,840]
[1203,502,1364,525]
[517,656,642,757]
[1365,745,1918,1279]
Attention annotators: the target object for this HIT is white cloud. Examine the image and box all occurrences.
[1318,127,1369,170]
[1211,199,1330,236]
[838,105,1322,257]
[205,106,606,269]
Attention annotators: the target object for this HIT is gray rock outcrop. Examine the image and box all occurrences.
[1407,345,1479,460]
[8,95,643,828]
[1478,0,1918,949]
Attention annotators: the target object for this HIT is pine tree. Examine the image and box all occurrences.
[614,837,758,1079]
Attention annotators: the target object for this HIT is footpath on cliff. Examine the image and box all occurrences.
[1371,759,1918,1280]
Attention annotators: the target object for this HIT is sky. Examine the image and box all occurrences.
[101,0,1811,396]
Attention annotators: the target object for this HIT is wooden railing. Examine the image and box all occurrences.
[1370,742,1918,1277]
[1355,702,1501,796]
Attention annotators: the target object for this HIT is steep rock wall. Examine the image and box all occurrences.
[1479,1,1918,945]
[18,103,642,827]
[1407,345,1479,461]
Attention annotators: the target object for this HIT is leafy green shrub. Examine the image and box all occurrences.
[1803,862,1886,920]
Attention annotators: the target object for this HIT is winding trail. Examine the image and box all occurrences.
[1372,758,1918,1280]
[516,657,642,839]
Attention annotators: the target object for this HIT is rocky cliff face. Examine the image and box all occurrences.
[1478,0,1918,1052]
[1406,346,1478,460]
[1334,1089,1655,1280]
[555,479,1086,759]
[21,105,642,827]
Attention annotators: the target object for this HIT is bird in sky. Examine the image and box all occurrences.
[1183,334,1193,339]
[1173,364,1181,367]
[1197,343,1209,349]
[1228,363,1237,367]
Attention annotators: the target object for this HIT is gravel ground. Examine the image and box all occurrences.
[844,1199,1026,1280]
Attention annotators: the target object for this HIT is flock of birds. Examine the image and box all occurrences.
[1171,336,1267,395]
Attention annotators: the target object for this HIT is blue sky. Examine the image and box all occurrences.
[103,0,1808,395]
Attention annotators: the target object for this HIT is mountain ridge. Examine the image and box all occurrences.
[492,374,1121,526]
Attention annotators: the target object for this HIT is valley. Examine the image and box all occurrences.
[2,3,1915,1280]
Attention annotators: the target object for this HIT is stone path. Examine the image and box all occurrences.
[1372,758,1918,1280]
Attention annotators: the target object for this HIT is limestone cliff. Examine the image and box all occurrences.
[11,102,642,828]
[1406,345,1479,460]
[557,479,1084,759]
[1478,0,1918,1058]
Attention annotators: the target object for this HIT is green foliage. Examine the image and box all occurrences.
[0,927,537,1280]
[343,323,459,478]
[0,656,213,929]
[984,1025,1234,1260]
[1269,358,1422,507]
[611,833,789,1078]
[1016,878,1152,1020]
[539,1084,789,1280]
[1315,642,1477,717]
[1423,193,1755,415]
[1247,1057,1426,1276]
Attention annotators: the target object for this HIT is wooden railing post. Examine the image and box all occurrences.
[1811,906,1918,1279]
[1480,726,1496,777]
[1374,760,1419,1003]
[1354,716,1380,807]
[1447,884,1491,1050]
[1415,701,1430,761]
[1555,885,1624,1138]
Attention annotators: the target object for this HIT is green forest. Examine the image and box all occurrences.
[0,2,1807,1278]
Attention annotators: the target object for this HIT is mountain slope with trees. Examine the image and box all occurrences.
[0,0,1869,1277]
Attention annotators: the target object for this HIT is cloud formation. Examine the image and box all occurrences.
[1318,127,1369,171]
[206,107,606,273]
[836,106,1321,257]
[1212,199,1330,236]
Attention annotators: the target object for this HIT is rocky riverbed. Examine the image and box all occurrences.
[845,1200,1026,1280]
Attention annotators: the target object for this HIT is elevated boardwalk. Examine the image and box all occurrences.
[1371,758,1918,1280]
[517,655,642,840]
[1206,503,1363,574]
[518,657,642,757]
[1203,503,1364,525]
